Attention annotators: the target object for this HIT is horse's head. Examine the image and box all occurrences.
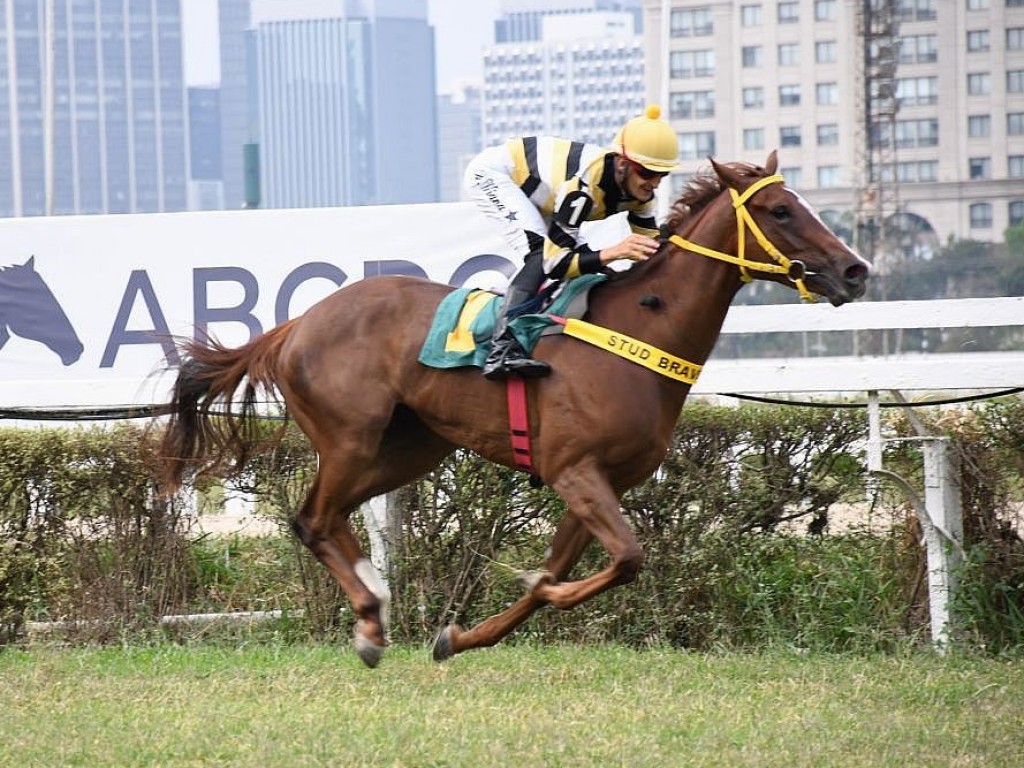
[669,151,870,307]
[0,256,84,365]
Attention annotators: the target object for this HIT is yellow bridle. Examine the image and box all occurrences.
[668,174,816,303]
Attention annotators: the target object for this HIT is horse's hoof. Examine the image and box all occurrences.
[432,625,460,662]
[353,619,385,668]
[354,634,385,668]
[517,569,554,593]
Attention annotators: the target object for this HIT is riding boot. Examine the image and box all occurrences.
[482,287,552,380]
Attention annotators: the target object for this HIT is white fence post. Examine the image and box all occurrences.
[921,438,964,652]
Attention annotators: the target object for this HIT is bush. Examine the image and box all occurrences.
[2,399,1022,654]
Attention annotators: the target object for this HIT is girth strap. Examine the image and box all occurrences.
[506,377,536,475]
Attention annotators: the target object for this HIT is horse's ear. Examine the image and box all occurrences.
[764,150,778,175]
[24,255,35,269]
[711,156,743,190]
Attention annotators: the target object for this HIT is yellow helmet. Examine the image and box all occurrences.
[610,105,680,173]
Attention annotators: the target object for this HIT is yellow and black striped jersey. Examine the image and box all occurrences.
[504,136,660,280]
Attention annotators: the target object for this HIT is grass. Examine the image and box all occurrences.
[1,643,1023,767]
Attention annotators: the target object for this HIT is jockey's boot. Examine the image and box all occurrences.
[482,288,551,380]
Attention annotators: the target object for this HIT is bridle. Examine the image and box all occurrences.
[668,174,816,303]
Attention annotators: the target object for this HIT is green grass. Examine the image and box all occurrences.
[2,644,1022,767]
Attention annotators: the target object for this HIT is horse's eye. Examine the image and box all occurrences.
[771,205,790,221]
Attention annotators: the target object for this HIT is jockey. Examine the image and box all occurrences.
[464,105,681,380]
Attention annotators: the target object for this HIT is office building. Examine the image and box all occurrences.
[0,0,188,216]
[644,0,1024,250]
[245,0,438,209]
[495,0,643,42]
[482,10,646,146]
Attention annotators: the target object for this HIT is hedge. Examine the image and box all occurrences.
[2,399,1022,653]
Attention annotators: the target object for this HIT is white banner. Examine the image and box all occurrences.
[0,202,524,408]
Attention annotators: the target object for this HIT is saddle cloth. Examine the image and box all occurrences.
[418,274,607,370]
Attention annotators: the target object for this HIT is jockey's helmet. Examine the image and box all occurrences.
[610,105,680,173]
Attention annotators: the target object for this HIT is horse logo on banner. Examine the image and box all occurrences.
[0,256,83,365]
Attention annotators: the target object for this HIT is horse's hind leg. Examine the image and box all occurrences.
[291,468,393,666]
[433,514,593,661]
[294,423,455,668]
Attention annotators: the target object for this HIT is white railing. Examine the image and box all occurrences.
[692,296,1023,650]
[694,296,1024,395]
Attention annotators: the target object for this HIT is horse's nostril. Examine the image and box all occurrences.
[845,264,869,284]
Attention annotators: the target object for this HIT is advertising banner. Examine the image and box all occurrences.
[0,202,528,408]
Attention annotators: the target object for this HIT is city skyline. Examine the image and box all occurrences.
[181,0,501,92]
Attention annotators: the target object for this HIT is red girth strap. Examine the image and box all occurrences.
[506,377,535,475]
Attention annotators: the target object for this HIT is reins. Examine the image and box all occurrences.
[668,174,816,303]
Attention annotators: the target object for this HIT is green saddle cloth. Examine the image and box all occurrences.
[418,274,607,369]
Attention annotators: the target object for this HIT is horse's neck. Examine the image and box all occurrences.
[593,199,741,365]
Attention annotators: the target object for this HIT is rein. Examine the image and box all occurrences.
[668,174,816,303]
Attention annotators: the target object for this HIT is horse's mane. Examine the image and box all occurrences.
[663,160,769,232]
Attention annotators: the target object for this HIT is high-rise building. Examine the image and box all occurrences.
[482,10,646,147]
[495,0,643,43]
[437,87,483,202]
[644,0,1024,249]
[0,0,189,216]
[188,87,224,211]
[245,0,438,209]
[219,0,255,210]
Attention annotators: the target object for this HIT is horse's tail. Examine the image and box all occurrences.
[157,320,298,494]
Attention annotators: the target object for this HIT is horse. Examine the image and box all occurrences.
[158,151,870,667]
[0,256,84,365]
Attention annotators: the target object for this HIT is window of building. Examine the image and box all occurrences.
[1010,155,1024,178]
[742,86,765,108]
[1010,200,1024,227]
[895,118,939,147]
[898,0,937,22]
[817,123,839,145]
[815,0,837,21]
[679,131,716,159]
[742,45,764,68]
[969,202,993,229]
[896,76,938,106]
[816,40,837,63]
[1008,28,1024,50]
[967,30,991,52]
[1009,70,1024,93]
[778,2,799,23]
[741,4,763,26]
[779,84,801,106]
[744,127,765,150]
[778,43,800,66]
[780,126,802,146]
[1009,112,1024,136]
[818,165,841,187]
[670,90,715,119]
[1010,0,1024,8]
[968,114,991,137]
[669,49,715,78]
[781,166,803,187]
[967,72,991,95]
[899,35,938,64]
[967,0,989,10]
[670,7,714,37]
[969,157,991,179]
[816,82,839,105]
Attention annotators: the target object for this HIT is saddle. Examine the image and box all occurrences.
[418,274,607,371]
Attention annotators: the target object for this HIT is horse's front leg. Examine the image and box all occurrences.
[530,465,644,610]
[433,514,593,661]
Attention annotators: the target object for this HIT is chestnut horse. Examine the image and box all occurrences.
[158,152,869,667]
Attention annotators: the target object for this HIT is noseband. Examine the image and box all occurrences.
[668,174,816,302]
